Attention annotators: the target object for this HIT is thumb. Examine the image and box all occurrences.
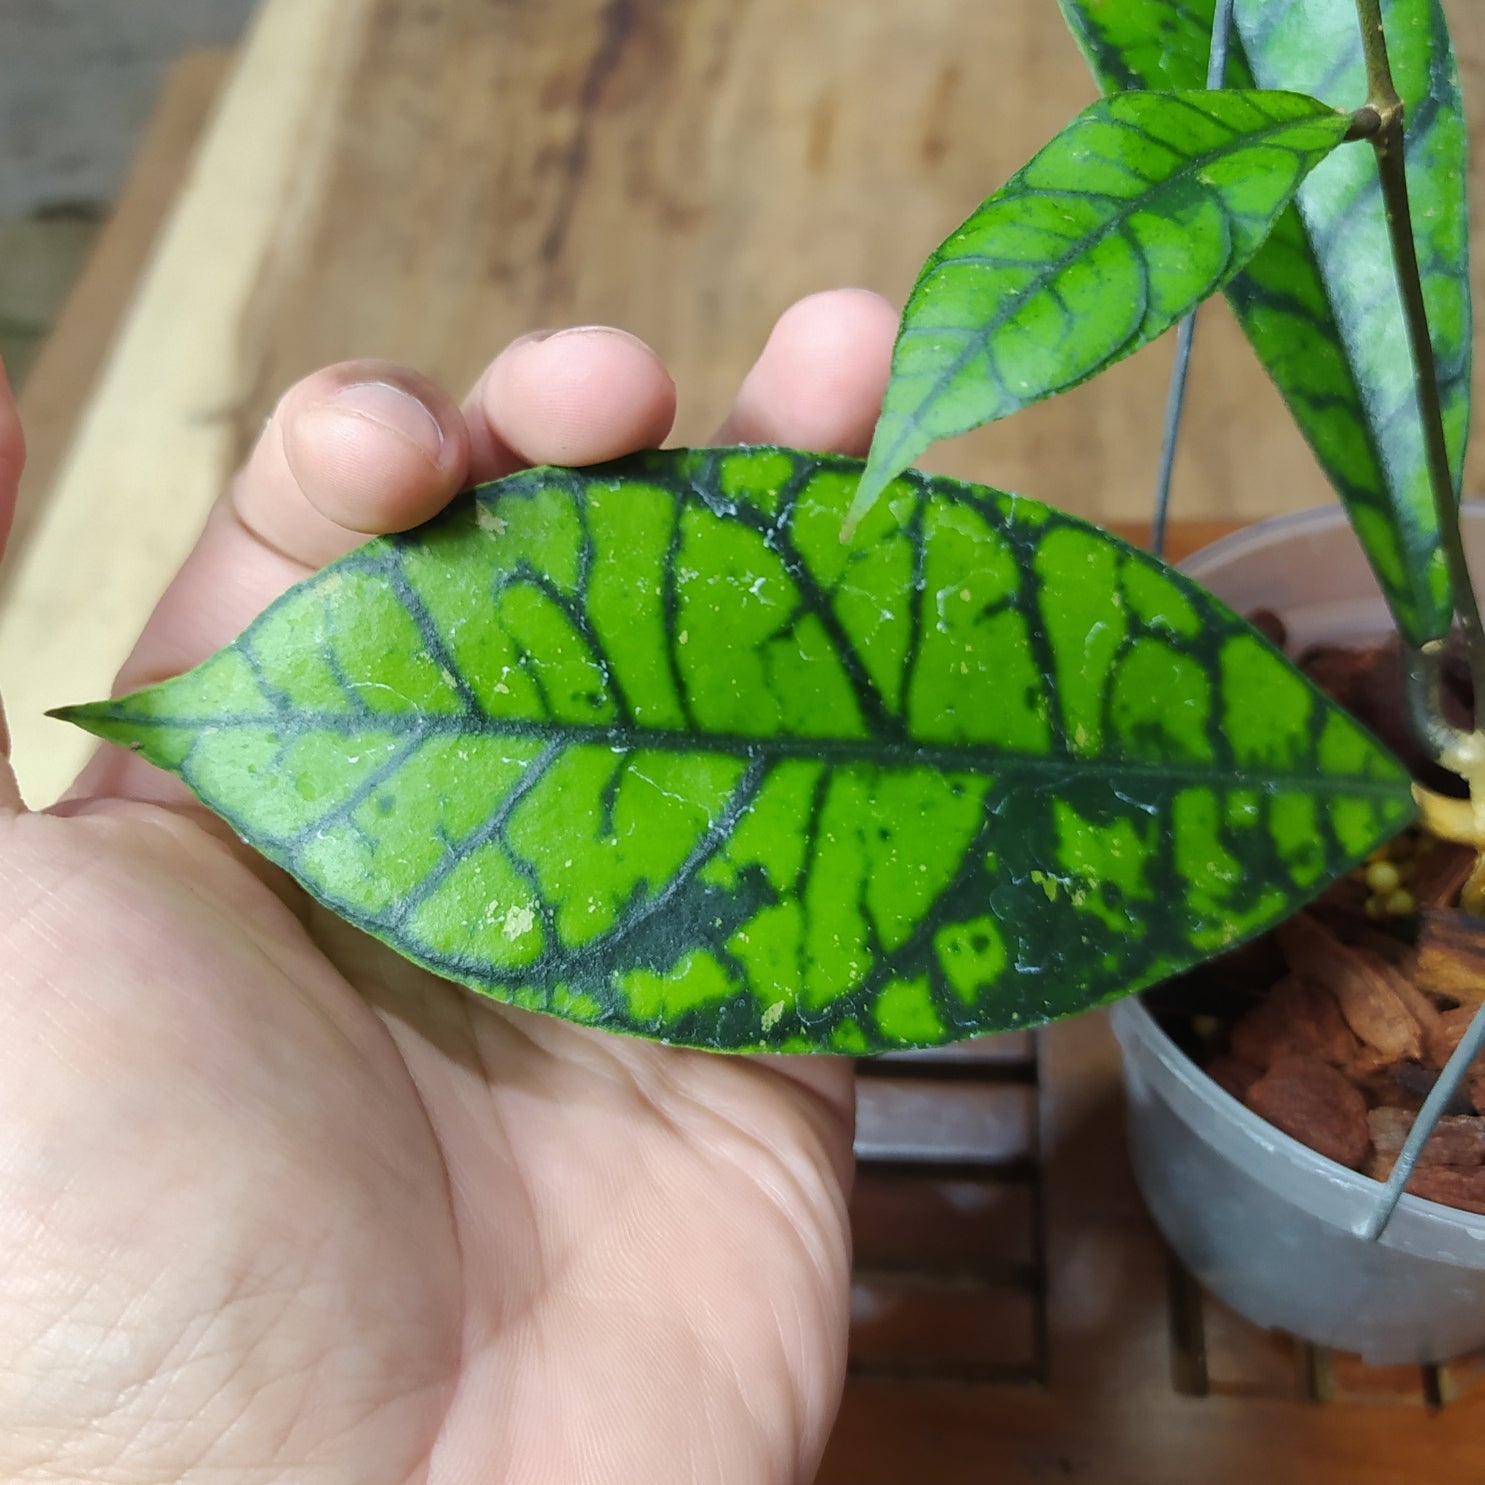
[0,356,26,813]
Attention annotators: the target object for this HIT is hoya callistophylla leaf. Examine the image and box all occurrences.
[57,449,1415,1053]
[1057,0,1471,648]
[1235,0,1469,645]
[847,90,1351,534]
[1054,0,1222,94]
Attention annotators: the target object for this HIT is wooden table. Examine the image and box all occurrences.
[5,6,1485,1477]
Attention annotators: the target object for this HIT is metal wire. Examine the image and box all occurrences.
[1361,997,1485,1241]
[1149,0,1237,559]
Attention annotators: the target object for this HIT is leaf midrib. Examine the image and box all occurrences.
[99,704,1411,798]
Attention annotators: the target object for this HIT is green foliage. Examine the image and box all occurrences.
[847,89,1350,534]
[58,449,1416,1051]
[1058,0,1471,647]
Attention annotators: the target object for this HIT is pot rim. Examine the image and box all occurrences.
[1111,995,1485,1252]
[1178,498,1485,583]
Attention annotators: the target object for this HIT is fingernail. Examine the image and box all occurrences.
[513,325,608,347]
[543,324,640,344]
[330,380,445,462]
[514,325,644,352]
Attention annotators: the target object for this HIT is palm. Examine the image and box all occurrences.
[3,799,850,1481]
[0,294,896,1483]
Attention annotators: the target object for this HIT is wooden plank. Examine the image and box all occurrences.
[848,1272,1040,1378]
[6,50,235,580]
[1202,1289,1305,1399]
[855,1077,1036,1165]
[850,1168,1038,1274]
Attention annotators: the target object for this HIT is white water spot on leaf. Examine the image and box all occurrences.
[352,680,413,705]
[628,765,691,806]
[503,904,535,939]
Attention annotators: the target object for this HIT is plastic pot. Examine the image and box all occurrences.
[1109,503,1485,1365]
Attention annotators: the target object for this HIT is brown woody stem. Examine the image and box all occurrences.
[1353,0,1485,733]
[1351,0,1485,1243]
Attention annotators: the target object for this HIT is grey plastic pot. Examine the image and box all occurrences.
[1110,503,1485,1366]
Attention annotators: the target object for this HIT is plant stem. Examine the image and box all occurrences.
[1353,0,1485,731]
[1351,0,1485,1243]
[1149,0,1236,560]
[1354,0,1399,101]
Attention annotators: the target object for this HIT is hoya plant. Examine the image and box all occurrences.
[55,0,1476,1091]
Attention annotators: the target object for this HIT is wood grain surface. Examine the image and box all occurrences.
[204,0,1485,504]
[1,0,1482,801]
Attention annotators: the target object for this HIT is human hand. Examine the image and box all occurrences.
[0,290,897,1484]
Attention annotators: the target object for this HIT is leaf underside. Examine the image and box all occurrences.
[848,88,1350,532]
[58,449,1416,1052]
[1058,0,1472,647]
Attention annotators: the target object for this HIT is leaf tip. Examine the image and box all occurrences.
[840,462,892,544]
[46,700,114,737]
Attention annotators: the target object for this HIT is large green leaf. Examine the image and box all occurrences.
[848,89,1350,533]
[57,449,1415,1052]
[1057,0,1471,646]
[1055,0,1221,93]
